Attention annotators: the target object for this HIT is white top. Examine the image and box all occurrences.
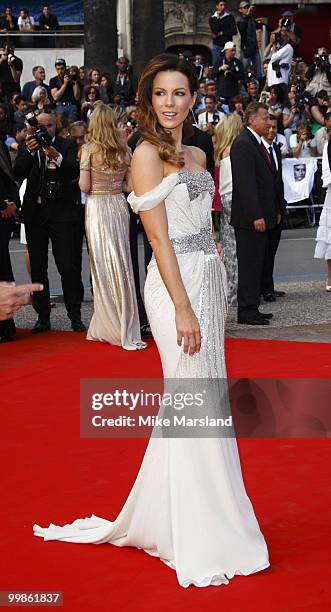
[198,111,225,130]
[322,142,331,188]
[289,133,317,158]
[18,15,34,29]
[267,43,293,86]
[261,138,279,170]
[219,156,232,196]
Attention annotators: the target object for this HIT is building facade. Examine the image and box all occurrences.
[117,0,331,64]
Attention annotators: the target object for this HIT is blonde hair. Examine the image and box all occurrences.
[31,85,49,104]
[214,115,242,166]
[85,101,130,168]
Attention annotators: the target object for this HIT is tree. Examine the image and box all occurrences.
[84,1,118,75]
[132,0,165,79]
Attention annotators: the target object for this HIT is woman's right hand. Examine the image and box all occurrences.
[175,303,201,356]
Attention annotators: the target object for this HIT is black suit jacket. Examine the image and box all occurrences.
[14,136,79,225]
[230,128,284,230]
[0,141,20,228]
[109,72,137,106]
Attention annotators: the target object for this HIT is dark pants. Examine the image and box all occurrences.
[235,227,268,319]
[0,219,16,338]
[25,220,82,321]
[73,204,87,301]
[128,205,148,327]
[261,221,282,295]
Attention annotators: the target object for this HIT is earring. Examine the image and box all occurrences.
[190,107,198,128]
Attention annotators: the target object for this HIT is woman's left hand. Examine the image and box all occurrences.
[215,241,224,262]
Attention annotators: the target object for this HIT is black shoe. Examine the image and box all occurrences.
[274,290,286,297]
[238,316,270,325]
[263,293,276,302]
[71,319,86,332]
[258,311,274,319]
[32,318,51,334]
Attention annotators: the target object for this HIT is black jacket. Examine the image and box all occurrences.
[0,141,19,229]
[108,72,137,106]
[212,56,244,100]
[237,16,259,58]
[230,128,286,229]
[14,136,79,225]
[209,13,237,49]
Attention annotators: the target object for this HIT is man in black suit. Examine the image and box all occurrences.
[0,140,20,341]
[109,57,137,107]
[261,115,287,301]
[15,111,85,333]
[230,102,282,325]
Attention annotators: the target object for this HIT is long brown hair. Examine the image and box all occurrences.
[85,101,130,168]
[137,54,199,168]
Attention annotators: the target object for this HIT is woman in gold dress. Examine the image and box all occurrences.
[79,101,146,350]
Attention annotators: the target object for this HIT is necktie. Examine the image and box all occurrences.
[268,145,278,176]
[259,142,271,167]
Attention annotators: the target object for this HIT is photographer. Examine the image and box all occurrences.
[49,59,80,121]
[197,95,225,133]
[238,2,264,80]
[290,120,317,159]
[265,27,293,87]
[309,90,330,135]
[212,42,244,106]
[0,44,22,99]
[277,10,302,57]
[14,111,85,333]
[305,48,331,99]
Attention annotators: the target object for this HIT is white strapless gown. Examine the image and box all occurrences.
[33,171,270,588]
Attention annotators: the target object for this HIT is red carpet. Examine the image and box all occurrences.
[1,331,330,611]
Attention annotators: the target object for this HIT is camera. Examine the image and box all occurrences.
[25,111,53,149]
[274,31,282,46]
[294,92,312,111]
[281,17,291,30]
[0,199,10,211]
[272,60,289,79]
[126,119,138,130]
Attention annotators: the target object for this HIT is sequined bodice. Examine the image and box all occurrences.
[80,144,128,193]
[90,166,127,192]
[163,171,215,243]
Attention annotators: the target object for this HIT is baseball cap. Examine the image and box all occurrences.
[55,58,66,67]
[239,1,250,8]
[223,41,236,52]
[281,10,294,17]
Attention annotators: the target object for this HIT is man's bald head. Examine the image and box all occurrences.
[37,112,56,138]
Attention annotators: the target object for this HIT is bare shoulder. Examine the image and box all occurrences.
[185,145,206,170]
[131,141,164,196]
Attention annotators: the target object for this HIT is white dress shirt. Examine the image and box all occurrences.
[261,137,279,170]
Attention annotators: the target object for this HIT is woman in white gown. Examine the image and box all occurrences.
[314,138,331,290]
[33,55,270,588]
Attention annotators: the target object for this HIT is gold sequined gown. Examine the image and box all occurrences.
[34,171,270,588]
[82,151,145,350]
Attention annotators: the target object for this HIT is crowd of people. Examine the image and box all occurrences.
[0,3,330,343]
[0,5,59,32]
